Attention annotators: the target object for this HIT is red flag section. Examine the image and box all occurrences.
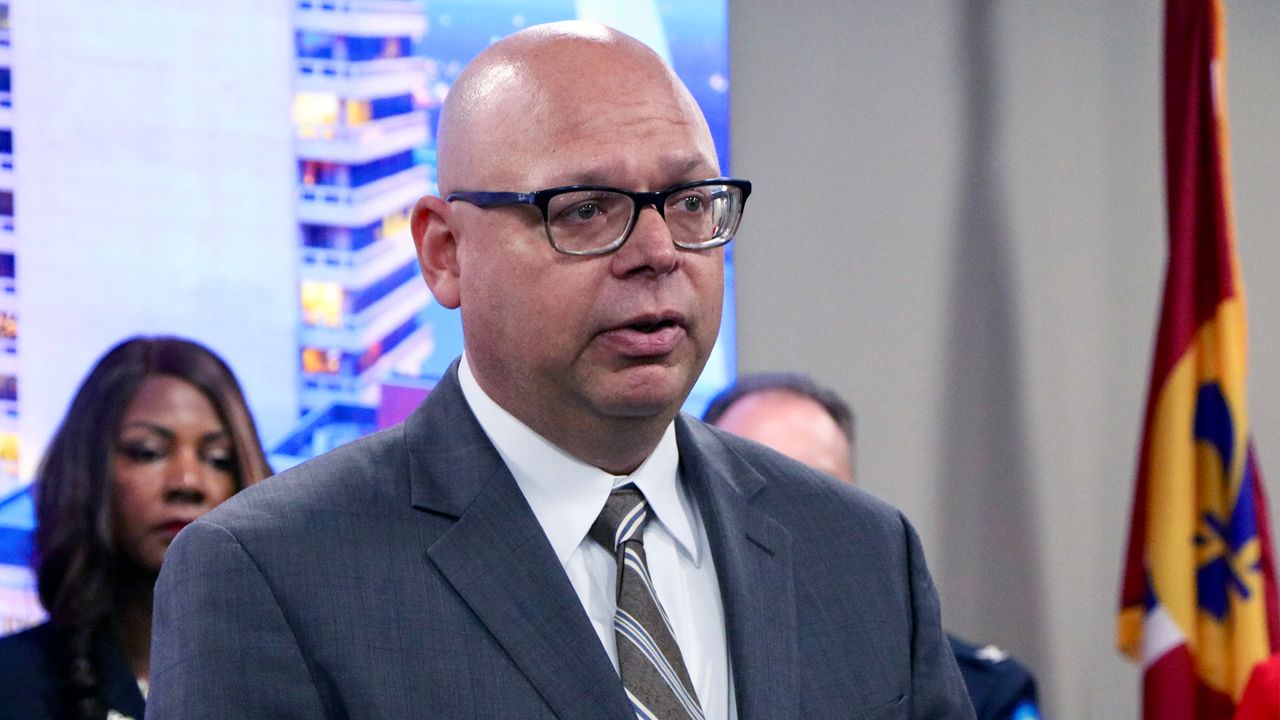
[1117,1,1280,718]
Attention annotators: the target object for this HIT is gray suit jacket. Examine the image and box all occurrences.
[149,366,972,719]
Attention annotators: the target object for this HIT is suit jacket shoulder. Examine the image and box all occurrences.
[676,417,975,719]
[150,368,632,720]
[198,421,412,533]
[689,416,905,519]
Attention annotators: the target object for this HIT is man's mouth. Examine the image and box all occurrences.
[598,314,687,357]
[627,318,680,334]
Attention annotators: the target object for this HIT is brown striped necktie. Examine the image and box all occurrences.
[591,486,704,720]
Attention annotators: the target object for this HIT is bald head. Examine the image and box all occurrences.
[705,375,857,484]
[711,390,855,483]
[436,21,715,194]
[410,21,730,475]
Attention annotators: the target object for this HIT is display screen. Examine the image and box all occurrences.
[0,1,733,633]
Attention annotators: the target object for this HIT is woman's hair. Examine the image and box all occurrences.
[31,336,272,718]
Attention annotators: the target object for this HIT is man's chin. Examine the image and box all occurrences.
[590,368,692,420]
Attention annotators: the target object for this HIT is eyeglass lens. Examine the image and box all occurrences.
[544,183,742,253]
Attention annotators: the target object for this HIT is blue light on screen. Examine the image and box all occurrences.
[0,0,734,632]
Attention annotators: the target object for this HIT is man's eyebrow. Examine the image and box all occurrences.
[561,156,718,189]
[665,154,718,181]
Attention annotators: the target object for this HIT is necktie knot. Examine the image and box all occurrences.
[590,486,649,553]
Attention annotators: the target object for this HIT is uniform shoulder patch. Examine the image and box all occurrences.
[975,644,1010,664]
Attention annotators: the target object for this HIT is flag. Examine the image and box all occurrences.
[1117,0,1280,718]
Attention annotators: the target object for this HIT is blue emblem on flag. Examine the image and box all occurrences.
[1193,382,1261,619]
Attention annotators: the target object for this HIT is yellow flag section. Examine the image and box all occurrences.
[1145,297,1268,697]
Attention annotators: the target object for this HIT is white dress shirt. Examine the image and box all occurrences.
[459,356,737,719]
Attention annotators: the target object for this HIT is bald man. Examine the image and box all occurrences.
[150,23,972,720]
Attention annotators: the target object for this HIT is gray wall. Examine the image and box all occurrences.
[728,2,1280,717]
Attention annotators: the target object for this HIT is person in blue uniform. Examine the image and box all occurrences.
[704,372,1043,720]
[948,635,1040,720]
[0,337,272,720]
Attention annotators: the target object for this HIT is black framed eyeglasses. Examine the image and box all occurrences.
[447,178,751,256]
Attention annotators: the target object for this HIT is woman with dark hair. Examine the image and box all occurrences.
[0,336,272,720]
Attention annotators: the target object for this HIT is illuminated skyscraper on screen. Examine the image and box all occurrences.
[0,2,16,498]
[0,0,40,633]
[0,0,733,631]
[283,1,436,461]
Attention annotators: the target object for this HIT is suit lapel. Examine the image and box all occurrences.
[405,366,632,720]
[677,416,800,720]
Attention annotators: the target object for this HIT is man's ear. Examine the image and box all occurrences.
[411,195,462,309]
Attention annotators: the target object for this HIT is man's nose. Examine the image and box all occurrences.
[612,204,679,276]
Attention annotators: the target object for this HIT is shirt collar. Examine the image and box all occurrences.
[458,354,701,566]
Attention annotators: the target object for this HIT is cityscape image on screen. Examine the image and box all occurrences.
[0,0,733,633]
